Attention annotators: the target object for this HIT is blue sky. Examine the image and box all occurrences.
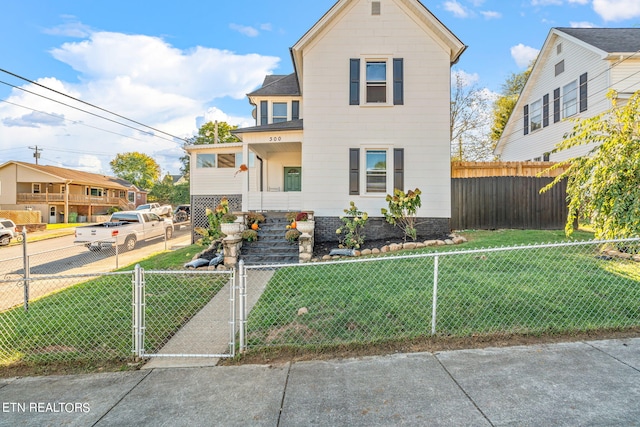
[1,0,640,176]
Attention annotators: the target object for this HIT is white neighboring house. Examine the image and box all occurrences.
[495,28,640,162]
[187,0,466,242]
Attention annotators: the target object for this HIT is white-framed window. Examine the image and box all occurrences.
[365,61,387,103]
[128,191,135,203]
[563,80,578,118]
[235,152,255,168]
[365,149,387,193]
[217,153,236,168]
[32,183,41,194]
[272,103,287,123]
[530,99,542,132]
[196,153,216,168]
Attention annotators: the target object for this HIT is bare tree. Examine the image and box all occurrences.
[450,71,496,161]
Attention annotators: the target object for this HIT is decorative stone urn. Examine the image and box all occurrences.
[295,220,315,236]
[220,222,243,236]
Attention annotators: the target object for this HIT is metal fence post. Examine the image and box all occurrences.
[132,264,144,359]
[22,228,29,311]
[431,255,439,335]
[115,234,119,270]
[238,260,247,353]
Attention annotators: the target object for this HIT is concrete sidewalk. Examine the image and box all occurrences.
[1,337,639,426]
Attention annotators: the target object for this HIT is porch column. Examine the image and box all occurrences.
[64,181,70,224]
[242,144,249,211]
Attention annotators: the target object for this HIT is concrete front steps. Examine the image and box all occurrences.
[240,212,298,265]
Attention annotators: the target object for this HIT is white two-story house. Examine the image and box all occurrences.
[187,0,466,243]
[495,28,640,162]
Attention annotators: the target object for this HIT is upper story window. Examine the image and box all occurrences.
[350,58,403,106]
[272,103,288,123]
[555,60,565,76]
[563,80,578,118]
[530,99,542,132]
[32,183,41,194]
[366,62,387,103]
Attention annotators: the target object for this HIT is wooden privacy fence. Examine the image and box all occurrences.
[451,177,568,230]
[451,161,567,178]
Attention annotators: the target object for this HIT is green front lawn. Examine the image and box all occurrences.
[246,229,640,349]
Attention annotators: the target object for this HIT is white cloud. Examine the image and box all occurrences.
[593,0,640,21]
[444,1,470,18]
[480,10,502,19]
[531,0,562,5]
[570,21,597,27]
[452,70,480,86]
[43,22,92,38]
[511,44,540,68]
[568,0,589,4]
[1,30,280,174]
[260,23,273,32]
[229,23,260,37]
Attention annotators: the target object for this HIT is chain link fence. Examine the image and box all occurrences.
[241,239,640,351]
[0,265,234,366]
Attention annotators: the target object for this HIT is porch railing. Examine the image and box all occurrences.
[17,193,129,206]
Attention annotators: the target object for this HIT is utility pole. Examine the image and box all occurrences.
[29,146,42,165]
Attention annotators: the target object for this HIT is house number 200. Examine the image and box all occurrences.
[269,136,282,141]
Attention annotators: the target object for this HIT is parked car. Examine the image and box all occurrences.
[74,211,174,251]
[173,204,190,223]
[135,203,173,217]
[0,219,18,246]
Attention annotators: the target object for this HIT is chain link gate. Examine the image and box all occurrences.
[133,266,238,360]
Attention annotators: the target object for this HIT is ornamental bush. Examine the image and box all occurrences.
[381,188,422,241]
[336,201,368,249]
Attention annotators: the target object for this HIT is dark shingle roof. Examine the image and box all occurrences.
[248,73,300,96]
[232,119,303,134]
[557,28,640,53]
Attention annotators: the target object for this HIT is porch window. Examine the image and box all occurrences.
[33,183,41,194]
[366,150,387,193]
[89,188,103,197]
[217,153,235,168]
[273,103,287,123]
[196,153,216,168]
[235,152,255,167]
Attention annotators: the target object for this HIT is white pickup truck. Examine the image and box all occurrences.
[74,211,174,251]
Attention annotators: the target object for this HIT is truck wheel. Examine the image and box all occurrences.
[0,236,10,246]
[123,236,137,251]
[166,228,173,240]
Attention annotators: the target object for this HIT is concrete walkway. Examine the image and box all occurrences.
[142,269,273,369]
[1,338,639,426]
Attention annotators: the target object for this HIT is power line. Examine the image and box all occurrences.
[0,79,183,144]
[1,98,159,144]
[0,67,189,143]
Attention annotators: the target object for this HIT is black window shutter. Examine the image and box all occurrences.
[350,59,360,105]
[553,88,560,123]
[393,58,404,105]
[349,148,360,195]
[292,101,300,120]
[524,105,529,135]
[394,148,404,191]
[579,73,588,112]
[543,94,549,127]
[260,101,268,125]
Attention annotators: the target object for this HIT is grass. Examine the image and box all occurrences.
[245,229,640,352]
[0,244,228,371]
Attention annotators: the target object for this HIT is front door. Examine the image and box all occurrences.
[284,167,301,192]
[49,206,57,224]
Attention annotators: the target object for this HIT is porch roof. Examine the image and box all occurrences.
[232,119,303,135]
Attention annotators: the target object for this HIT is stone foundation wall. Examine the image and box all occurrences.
[314,217,451,244]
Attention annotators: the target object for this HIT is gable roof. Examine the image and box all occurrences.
[556,28,640,54]
[248,74,300,96]
[1,161,131,190]
[290,0,466,88]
